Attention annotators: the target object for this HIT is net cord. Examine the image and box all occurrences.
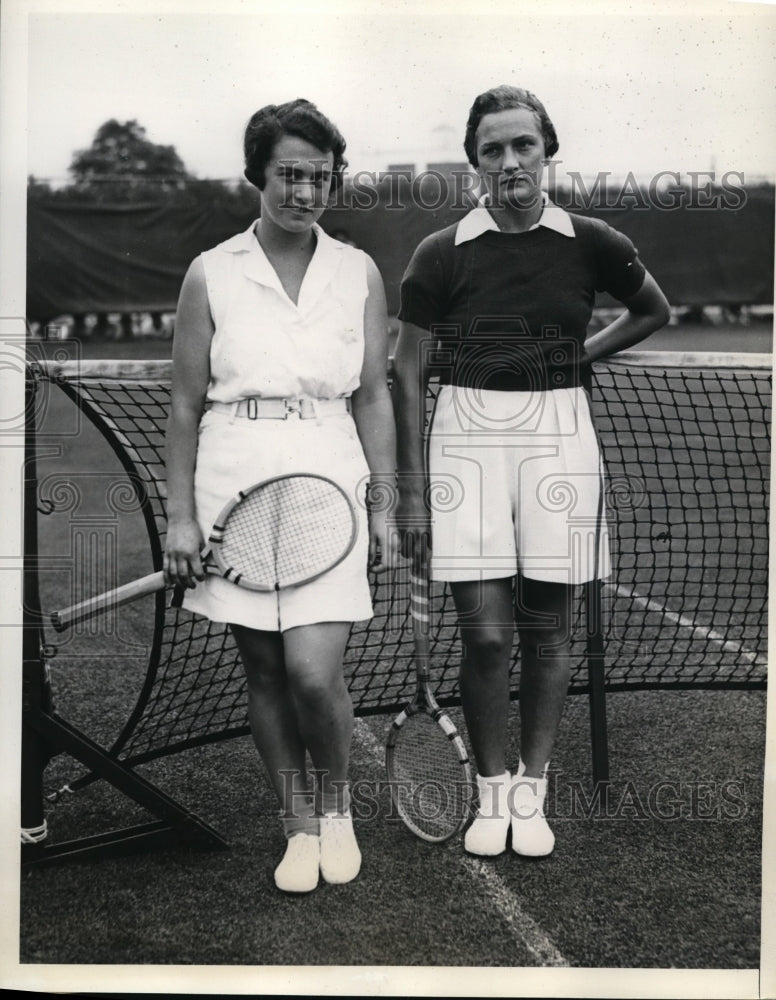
[38,351,775,383]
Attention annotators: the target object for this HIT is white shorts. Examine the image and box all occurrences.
[182,407,373,631]
[427,385,610,585]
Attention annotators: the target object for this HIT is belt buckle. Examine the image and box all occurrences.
[246,398,258,420]
[284,399,302,419]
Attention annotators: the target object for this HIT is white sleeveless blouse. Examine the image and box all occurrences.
[183,222,375,631]
[200,221,369,402]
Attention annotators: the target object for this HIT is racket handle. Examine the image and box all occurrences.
[51,570,166,632]
[410,565,431,665]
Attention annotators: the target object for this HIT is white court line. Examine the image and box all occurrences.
[353,718,570,968]
[609,583,767,668]
[460,856,569,967]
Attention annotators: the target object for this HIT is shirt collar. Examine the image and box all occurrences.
[224,220,345,309]
[223,220,344,254]
[454,192,575,245]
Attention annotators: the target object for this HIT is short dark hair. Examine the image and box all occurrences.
[243,98,347,191]
[464,86,559,166]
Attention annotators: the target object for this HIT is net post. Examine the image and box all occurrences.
[584,578,610,810]
[21,358,230,866]
[21,364,54,858]
[21,710,229,867]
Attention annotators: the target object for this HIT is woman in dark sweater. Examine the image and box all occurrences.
[392,85,670,858]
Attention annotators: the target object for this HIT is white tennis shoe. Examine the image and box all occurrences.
[274,832,320,893]
[319,812,362,884]
[463,771,511,856]
[510,762,555,857]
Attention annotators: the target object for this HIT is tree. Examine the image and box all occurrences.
[68,119,191,192]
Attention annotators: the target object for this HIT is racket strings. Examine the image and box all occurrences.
[275,480,354,581]
[217,477,355,588]
[218,486,281,583]
[388,714,472,840]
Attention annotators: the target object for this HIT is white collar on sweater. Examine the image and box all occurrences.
[455,192,575,245]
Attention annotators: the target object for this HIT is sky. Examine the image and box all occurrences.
[18,0,776,186]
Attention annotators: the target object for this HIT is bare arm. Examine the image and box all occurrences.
[584,271,671,364]
[390,319,435,558]
[164,256,214,588]
[350,256,398,571]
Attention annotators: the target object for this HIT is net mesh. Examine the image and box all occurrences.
[592,359,770,689]
[37,355,769,767]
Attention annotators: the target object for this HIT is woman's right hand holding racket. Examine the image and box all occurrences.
[366,505,400,573]
[395,481,432,565]
[163,517,206,590]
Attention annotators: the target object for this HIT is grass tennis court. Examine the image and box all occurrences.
[19,323,770,975]
[20,690,766,968]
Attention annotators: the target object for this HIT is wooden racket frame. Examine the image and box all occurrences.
[51,473,357,631]
[385,550,473,842]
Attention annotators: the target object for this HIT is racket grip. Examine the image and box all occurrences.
[51,570,166,632]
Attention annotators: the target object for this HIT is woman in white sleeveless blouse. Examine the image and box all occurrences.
[164,100,397,893]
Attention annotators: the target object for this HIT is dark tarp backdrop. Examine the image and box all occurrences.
[26,183,774,321]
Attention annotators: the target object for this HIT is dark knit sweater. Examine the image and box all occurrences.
[398,213,646,391]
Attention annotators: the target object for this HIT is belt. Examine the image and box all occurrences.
[206,396,350,420]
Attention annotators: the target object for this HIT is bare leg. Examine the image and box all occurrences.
[451,578,515,777]
[229,624,309,815]
[282,621,353,803]
[231,620,358,889]
[284,621,361,884]
[515,577,573,778]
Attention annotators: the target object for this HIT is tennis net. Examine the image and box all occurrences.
[29,348,769,769]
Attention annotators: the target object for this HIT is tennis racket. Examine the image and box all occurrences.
[51,473,357,632]
[385,552,473,842]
